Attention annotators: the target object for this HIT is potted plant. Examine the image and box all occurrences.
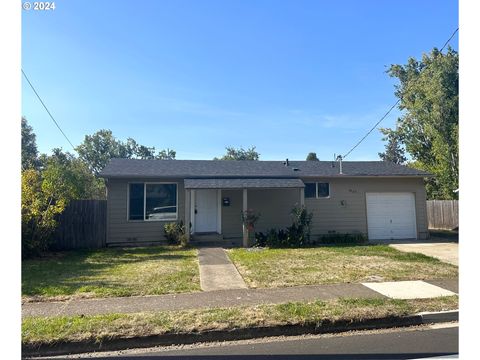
[241,209,260,246]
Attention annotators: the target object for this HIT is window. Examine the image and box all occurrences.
[305,183,317,198]
[317,183,330,198]
[304,182,330,199]
[128,183,178,221]
[129,183,144,220]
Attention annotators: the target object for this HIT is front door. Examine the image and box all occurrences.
[195,189,218,233]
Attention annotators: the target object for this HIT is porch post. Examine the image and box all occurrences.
[184,189,191,242]
[300,187,305,207]
[242,188,248,247]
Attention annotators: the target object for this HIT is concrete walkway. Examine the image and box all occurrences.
[22,278,458,318]
[390,243,459,266]
[198,247,247,291]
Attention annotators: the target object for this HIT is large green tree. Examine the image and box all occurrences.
[76,129,176,174]
[39,148,106,200]
[380,48,458,199]
[21,117,39,170]
[215,146,260,160]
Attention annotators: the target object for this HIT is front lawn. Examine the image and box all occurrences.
[22,246,200,301]
[22,296,458,346]
[227,245,458,288]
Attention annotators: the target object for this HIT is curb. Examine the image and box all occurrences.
[22,310,458,357]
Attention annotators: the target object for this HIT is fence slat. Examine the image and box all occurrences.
[53,200,107,250]
[427,200,458,230]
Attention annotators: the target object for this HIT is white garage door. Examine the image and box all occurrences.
[366,193,417,240]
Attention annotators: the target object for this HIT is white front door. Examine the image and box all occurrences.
[195,189,218,233]
[366,192,417,240]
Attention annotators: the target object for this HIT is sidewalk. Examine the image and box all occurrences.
[22,278,458,318]
[198,247,247,291]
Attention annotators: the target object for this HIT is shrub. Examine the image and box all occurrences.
[254,206,313,248]
[163,221,187,246]
[22,169,68,258]
[317,232,368,244]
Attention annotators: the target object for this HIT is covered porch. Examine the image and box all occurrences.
[184,178,305,247]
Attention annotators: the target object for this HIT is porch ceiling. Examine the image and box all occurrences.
[184,178,305,189]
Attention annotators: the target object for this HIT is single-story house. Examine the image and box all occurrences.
[99,158,431,247]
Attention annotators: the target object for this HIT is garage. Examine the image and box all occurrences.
[366,192,417,240]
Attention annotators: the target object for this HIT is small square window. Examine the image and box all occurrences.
[305,183,316,198]
[317,183,330,198]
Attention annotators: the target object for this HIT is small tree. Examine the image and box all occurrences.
[378,127,407,164]
[306,152,320,161]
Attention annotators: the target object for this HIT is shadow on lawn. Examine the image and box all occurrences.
[21,246,197,297]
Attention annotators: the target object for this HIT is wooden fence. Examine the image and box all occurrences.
[426,200,459,230]
[53,200,107,249]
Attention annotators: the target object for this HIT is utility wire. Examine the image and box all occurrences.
[22,69,76,150]
[342,27,459,159]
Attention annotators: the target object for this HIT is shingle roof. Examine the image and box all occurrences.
[99,158,430,178]
[184,178,305,189]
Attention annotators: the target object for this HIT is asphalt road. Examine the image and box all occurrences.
[48,323,458,360]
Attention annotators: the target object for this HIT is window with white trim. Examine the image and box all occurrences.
[304,182,330,198]
[128,183,178,221]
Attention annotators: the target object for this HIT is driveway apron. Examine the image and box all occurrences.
[389,243,458,266]
[198,247,248,291]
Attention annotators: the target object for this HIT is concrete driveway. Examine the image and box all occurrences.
[390,243,458,266]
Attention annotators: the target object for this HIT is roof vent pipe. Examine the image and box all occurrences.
[336,155,343,175]
[285,158,289,166]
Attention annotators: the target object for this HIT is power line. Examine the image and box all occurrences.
[440,28,458,52]
[342,27,459,159]
[22,69,76,150]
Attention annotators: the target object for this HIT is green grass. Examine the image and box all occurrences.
[22,246,200,301]
[227,245,458,288]
[22,296,458,346]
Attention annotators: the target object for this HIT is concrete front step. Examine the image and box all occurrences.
[191,233,223,242]
[190,234,242,248]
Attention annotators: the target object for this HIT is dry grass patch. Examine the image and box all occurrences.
[227,245,458,288]
[22,246,200,301]
[22,296,458,346]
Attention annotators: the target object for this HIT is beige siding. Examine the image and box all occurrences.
[303,177,428,240]
[220,188,302,237]
[106,178,185,245]
[107,176,428,245]
[248,188,302,233]
[221,190,243,238]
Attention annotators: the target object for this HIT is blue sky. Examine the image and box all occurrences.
[21,0,458,161]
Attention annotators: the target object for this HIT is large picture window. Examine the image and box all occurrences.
[128,183,178,221]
